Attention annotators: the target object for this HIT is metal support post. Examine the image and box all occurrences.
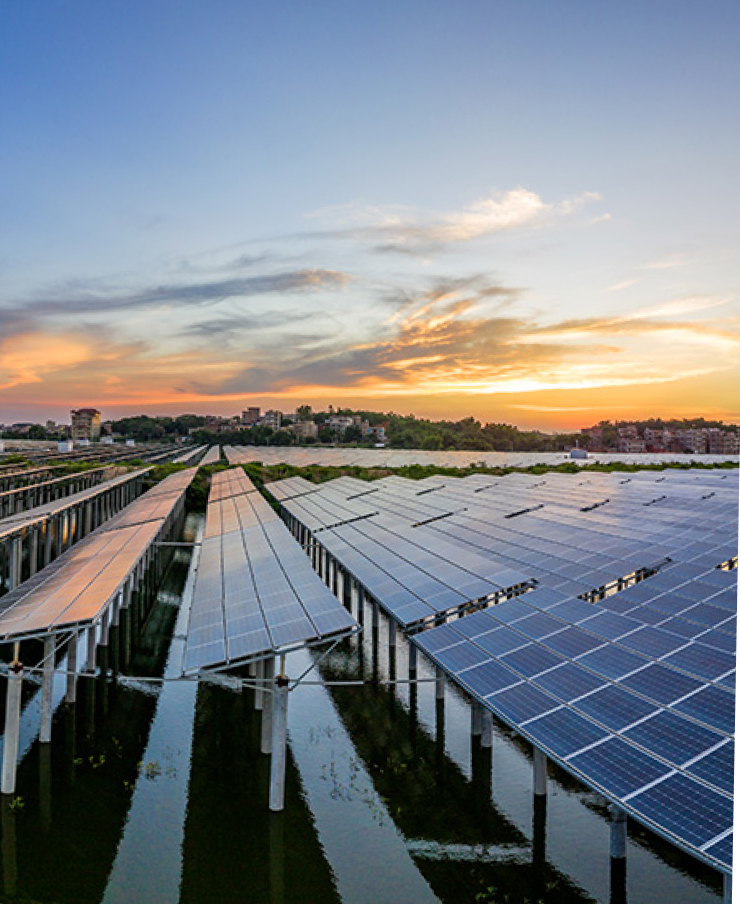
[254,659,265,711]
[85,624,97,673]
[336,566,344,603]
[533,747,547,797]
[40,637,55,743]
[261,658,275,754]
[480,709,493,748]
[609,804,627,904]
[9,538,22,591]
[28,530,39,577]
[408,643,417,677]
[609,805,627,859]
[471,701,483,736]
[435,668,445,701]
[66,633,78,703]
[99,608,110,647]
[112,590,122,627]
[269,671,290,812]
[1,661,23,794]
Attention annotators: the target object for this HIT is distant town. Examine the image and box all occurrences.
[1,407,739,455]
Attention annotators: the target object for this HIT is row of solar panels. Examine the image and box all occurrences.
[275,472,735,627]
[0,468,197,641]
[0,468,151,542]
[182,469,356,673]
[267,467,737,874]
[223,444,738,468]
[200,446,222,466]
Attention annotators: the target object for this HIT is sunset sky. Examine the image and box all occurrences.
[1,1,738,430]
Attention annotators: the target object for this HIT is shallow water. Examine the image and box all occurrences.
[0,514,724,904]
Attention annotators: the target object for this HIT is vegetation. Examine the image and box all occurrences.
[109,414,209,442]
[189,409,584,451]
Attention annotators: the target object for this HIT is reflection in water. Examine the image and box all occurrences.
[179,679,340,904]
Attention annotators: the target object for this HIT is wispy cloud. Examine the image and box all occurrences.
[4,273,737,409]
[607,278,640,292]
[640,253,693,271]
[304,189,603,255]
[2,269,351,325]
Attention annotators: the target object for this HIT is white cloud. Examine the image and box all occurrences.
[640,253,693,271]
[607,278,640,292]
[627,296,730,319]
[306,189,604,252]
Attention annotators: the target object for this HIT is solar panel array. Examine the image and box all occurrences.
[224,443,738,469]
[183,469,357,673]
[200,445,222,465]
[268,467,737,874]
[0,468,197,641]
[0,468,151,542]
[171,444,207,465]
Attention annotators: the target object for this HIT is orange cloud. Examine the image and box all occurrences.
[0,333,93,391]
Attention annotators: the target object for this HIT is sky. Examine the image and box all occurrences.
[1,0,738,430]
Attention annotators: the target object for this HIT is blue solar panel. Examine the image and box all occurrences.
[435,642,489,673]
[620,663,702,705]
[448,610,497,638]
[474,626,527,657]
[569,737,668,798]
[525,707,607,757]
[533,662,604,701]
[512,611,563,639]
[629,773,732,849]
[577,644,647,680]
[672,684,735,735]
[580,610,641,641]
[415,624,462,654]
[703,833,733,868]
[547,598,597,622]
[457,659,520,698]
[623,710,725,766]
[542,626,604,658]
[500,644,564,678]
[490,682,559,723]
[575,684,657,731]
[685,741,734,795]
[661,644,734,682]
[619,626,689,658]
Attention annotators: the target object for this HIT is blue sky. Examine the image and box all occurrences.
[1,1,738,427]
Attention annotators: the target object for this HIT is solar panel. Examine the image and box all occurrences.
[183,469,356,672]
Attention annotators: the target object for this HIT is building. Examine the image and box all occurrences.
[290,420,318,440]
[70,408,102,442]
[616,437,646,453]
[617,424,639,439]
[262,410,283,431]
[242,407,261,425]
[363,422,388,443]
[674,428,708,454]
[707,428,740,455]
